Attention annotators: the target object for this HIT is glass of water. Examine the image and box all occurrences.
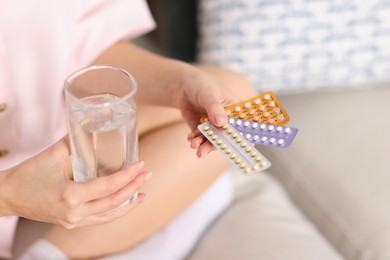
[64,66,138,195]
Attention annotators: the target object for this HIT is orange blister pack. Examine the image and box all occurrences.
[201,91,290,126]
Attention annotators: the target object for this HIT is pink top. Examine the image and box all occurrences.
[0,0,155,258]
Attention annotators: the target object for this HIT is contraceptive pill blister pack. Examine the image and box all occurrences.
[201,91,290,126]
[198,91,298,175]
[198,121,271,175]
[228,118,298,148]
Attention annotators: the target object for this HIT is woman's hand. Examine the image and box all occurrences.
[174,64,240,158]
[0,137,150,229]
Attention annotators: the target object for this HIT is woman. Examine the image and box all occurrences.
[0,0,255,259]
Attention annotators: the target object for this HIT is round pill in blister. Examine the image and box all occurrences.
[278,114,285,120]
[236,137,242,143]
[252,164,259,170]
[261,136,267,142]
[216,139,222,145]
[244,121,250,127]
[253,116,260,121]
[254,98,260,104]
[230,153,236,159]
[255,156,262,162]
[229,118,235,124]
[285,127,291,133]
[231,133,238,138]
[245,146,252,152]
[269,101,275,107]
[234,106,241,112]
[278,139,284,145]
[260,161,267,167]
[268,125,274,131]
[211,135,218,140]
[221,144,227,149]
[240,163,246,169]
[252,122,258,128]
[268,119,274,124]
[227,128,233,134]
[239,113,245,119]
[203,126,210,131]
[245,133,251,139]
[249,109,255,115]
[260,124,266,130]
[207,130,214,135]
[253,135,259,141]
[244,102,251,108]
[225,148,232,154]
[276,126,282,132]
[263,112,270,117]
[223,124,228,129]
[259,105,265,111]
[226,110,231,115]
[264,94,271,100]
[245,167,251,173]
[240,142,247,147]
[270,137,276,143]
[235,158,241,164]
[236,120,242,125]
[250,151,256,157]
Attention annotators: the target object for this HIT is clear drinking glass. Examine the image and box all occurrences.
[64,66,138,195]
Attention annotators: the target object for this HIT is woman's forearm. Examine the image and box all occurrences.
[0,169,12,216]
[0,169,15,217]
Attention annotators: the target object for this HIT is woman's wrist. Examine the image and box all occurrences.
[0,169,13,216]
[136,58,194,108]
[167,60,195,107]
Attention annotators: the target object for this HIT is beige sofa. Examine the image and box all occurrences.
[187,86,390,260]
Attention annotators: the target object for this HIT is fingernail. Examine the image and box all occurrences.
[215,114,227,126]
[144,172,152,181]
[137,161,145,170]
[191,142,199,149]
[199,152,207,159]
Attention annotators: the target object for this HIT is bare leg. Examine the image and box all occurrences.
[39,65,256,258]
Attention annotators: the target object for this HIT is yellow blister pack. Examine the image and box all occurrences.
[198,121,271,175]
[201,91,290,126]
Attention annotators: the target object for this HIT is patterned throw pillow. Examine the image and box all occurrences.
[197,0,390,93]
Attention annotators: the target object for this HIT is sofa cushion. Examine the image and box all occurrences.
[187,171,342,260]
[260,87,390,260]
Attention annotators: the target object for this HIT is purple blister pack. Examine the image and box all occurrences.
[229,118,298,148]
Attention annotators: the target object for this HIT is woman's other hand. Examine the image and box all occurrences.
[0,137,150,229]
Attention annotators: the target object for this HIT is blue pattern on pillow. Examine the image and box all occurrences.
[198,0,390,92]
